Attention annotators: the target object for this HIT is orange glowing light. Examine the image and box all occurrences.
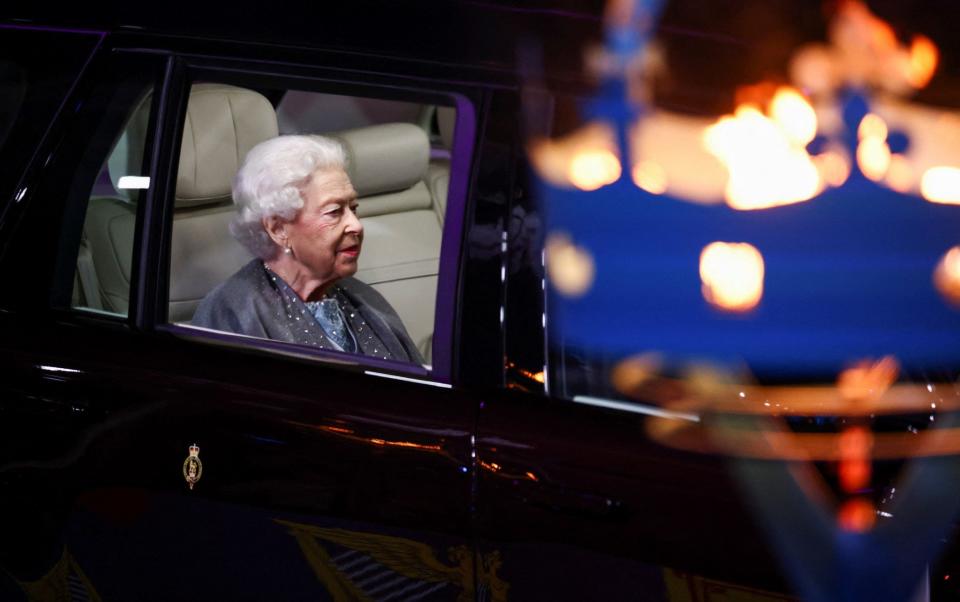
[838,426,872,459]
[545,232,595,297]
[788,1,942,95]
[632,160,667,194]
[528,122,621,191]
[370,438,441,451]
[770,87,818,146]
[857,137,891,181]
[884,155,914,193]
[699,242,765,312]
[611,353,662,394]
[321,426,354,435]
[908,35,939,89]
[838,498,877,533]
[840,459,871,492]
[704,98,821,210]
[844,0,897,52]
[814,151,851,188]
[838,426,873,492]
[568,149,622,191]
[837,357,899,402]
[921,167,960,205]
[857,113,888,141]
[934,246,960,306]
[479,460,539,482]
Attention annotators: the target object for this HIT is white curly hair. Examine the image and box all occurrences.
[230,135,348,258]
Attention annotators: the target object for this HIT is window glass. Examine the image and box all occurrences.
[533,88,960,403]
[0,28,100,205]
[169,80,461,372]
[71,86,154,314]
[277,91,422,134]
[0,50,162,315]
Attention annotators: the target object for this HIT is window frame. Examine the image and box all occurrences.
[0,44,169,320]
[139,53,479,385]
[0,25,104,220]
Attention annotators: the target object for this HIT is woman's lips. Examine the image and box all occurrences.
[338,245,360,257]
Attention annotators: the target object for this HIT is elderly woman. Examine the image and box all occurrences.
[192,135,423,364]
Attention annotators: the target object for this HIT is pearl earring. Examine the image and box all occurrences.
[284,247,292,254]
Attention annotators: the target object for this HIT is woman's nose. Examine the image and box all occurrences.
[345,206,363,234]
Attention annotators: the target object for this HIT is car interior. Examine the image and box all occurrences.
[74,82,456,365]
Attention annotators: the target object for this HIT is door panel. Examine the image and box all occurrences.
[0,313,477,600]
[475,388,795,600]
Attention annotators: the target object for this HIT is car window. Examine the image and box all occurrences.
[0,28,101,206]
[71,86,155,314]
[277,90,423,134]
[530,85,960,403]
[0,49,164,315]
[167,76,469,380]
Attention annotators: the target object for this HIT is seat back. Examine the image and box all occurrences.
[330,122,442,358]
[82,91,152,314]
[83,83,277,320]
[168,84,278,322]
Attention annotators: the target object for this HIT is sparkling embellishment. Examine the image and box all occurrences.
[261,262,396,360]
[306,297,356,353]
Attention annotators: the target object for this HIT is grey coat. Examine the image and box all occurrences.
[192,259,424,364]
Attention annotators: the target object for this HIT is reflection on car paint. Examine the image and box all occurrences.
[662,569,797,602]
[277,519,508,601]
[10,547,103,602]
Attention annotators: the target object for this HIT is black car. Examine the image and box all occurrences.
[2,2,960,600]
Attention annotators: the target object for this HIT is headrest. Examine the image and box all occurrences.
[176,83,278,208]
[436,107,456,150]
[107,92,152,203]
[329,123,429,197]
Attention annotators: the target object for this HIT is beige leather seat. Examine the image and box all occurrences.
[86,88,442,360]
[80,91,151,314]
[167,84,277,322]
[83,83,277,319]
[330,123,442,360]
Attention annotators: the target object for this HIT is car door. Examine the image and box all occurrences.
[0,34,488,601]
[468,94,801,601]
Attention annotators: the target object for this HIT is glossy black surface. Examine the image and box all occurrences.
[3,6,956,601]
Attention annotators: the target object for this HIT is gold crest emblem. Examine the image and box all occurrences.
[182,443,203,490]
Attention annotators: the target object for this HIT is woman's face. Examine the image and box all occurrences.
[284,167,362,286]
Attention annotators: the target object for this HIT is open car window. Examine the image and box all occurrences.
[163,75,467,380]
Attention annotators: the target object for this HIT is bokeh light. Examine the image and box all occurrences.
[908,35,939,89]
[699,242,765,312]
[813,150,852,188]
[631,160,668,194]
[933,246,960,306]
[568,149,622,191]
[857,113,888,141]
[770,87,818,146]
[884,154,914,193]
[921,166,960,205]
[857,136,892,181]
[704,100,822,211]
[529,122,622,192]
[545,232,596,297]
